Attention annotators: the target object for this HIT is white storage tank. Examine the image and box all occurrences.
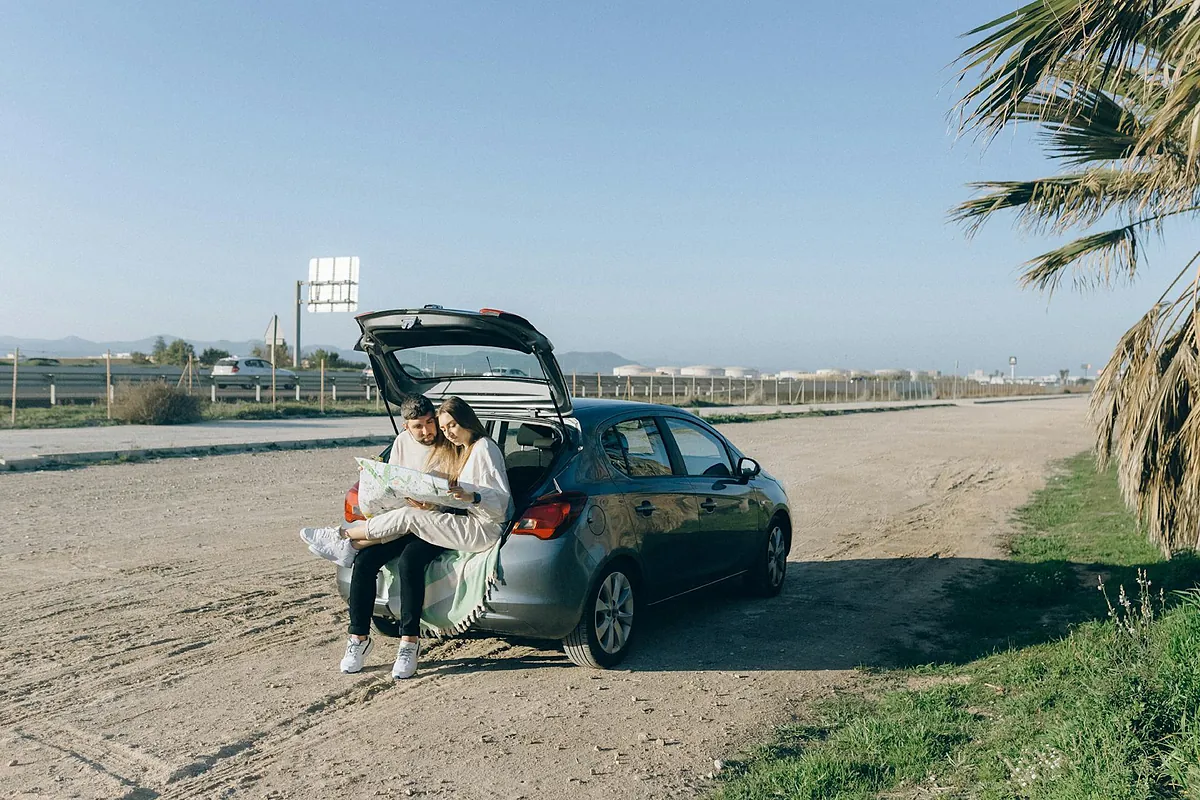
[681,365,721,377]
[723,366,759,379]
[612,364,656,377]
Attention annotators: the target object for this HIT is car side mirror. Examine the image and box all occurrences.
[736,457,761,481]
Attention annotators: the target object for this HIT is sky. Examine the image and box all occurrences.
[0,1,1182,376]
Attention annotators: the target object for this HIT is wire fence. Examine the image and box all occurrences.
[2,362,1082,412]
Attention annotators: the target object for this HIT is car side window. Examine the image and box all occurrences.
[663,418,732,478]
[601,418,673,478]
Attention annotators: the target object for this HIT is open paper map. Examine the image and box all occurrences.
[355,458,473,516]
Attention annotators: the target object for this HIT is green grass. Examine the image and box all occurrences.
[713,453,1200,800]
[4,400,389,429]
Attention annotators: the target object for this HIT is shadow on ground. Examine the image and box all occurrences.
[611,553,1200,673]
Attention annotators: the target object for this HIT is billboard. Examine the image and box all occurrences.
[306,257,360,313]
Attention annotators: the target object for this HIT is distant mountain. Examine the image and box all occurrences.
[0,334,366,364]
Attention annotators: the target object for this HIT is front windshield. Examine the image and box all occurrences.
[386,346,546,380]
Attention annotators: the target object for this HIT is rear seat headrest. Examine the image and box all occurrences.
[515,424,556,449]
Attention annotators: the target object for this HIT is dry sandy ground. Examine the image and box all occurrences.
[0,398,1092,799]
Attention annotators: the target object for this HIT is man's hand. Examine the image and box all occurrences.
[406,498,437,511]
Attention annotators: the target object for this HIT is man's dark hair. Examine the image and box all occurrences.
[400,394,436,420]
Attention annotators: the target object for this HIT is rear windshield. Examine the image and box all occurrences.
[216,358,239,366]
[387,346,545,380]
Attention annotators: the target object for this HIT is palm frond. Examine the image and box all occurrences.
[955,0,1168,138]
[1020,224,1143,293]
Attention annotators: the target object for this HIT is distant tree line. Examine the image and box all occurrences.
[131,337,354,369]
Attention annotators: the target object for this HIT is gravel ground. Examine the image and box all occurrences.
[0,397,1092,799]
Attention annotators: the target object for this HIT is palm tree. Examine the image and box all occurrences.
[953,1,1200,553]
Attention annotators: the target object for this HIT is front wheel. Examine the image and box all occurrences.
[563,563,637,668]
[745,522,787,597]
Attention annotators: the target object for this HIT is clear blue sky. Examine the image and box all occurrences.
[0,1,1176,375]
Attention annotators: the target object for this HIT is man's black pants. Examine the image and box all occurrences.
[347,535,448,638]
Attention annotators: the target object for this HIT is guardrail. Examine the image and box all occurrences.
[0,363,1078,409]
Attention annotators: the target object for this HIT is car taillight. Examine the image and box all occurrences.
[511,492,588,540]
[345,481,364,523]
[230,366,239,373]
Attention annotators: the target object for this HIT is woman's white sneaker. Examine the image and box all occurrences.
[392,640,420,679]
[340,636,373,673]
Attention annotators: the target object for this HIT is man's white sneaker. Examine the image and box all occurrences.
[339,636,373,673]
[392,640,420,680]
[300,527,357,568]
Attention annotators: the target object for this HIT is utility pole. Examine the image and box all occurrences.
[294,281,304,368]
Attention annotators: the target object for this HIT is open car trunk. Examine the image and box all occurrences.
[355,307,573,423]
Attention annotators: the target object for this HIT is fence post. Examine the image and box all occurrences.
[332,376,337,403]
[597,373,602,397]
[649,373,654,403]
[211,383,216,403]
[105,349,112,419]
[320,359,326,412]
[49,375,55,406]
[10,347,17,426]
[572,372,577,396]
[255,379,262,403]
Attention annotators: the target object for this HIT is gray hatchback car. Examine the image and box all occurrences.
[335,307,791,668]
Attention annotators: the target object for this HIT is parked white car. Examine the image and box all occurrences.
[211,357,296,389]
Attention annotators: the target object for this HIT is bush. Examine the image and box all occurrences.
[111,381,202,425]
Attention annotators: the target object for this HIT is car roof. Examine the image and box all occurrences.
[568,398,705,429]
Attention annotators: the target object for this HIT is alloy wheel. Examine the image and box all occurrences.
[766,526,786,587]
[593,571,634,654]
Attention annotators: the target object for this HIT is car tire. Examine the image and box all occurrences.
[563,562,637,669]
[372,615,401,638]
[745,520,788,597]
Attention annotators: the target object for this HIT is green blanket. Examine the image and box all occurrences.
[379,542,503,637]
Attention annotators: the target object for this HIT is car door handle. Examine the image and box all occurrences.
[635,501,657,516]
[700,499,718,513]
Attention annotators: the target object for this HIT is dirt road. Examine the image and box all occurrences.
[0,398,1092,799]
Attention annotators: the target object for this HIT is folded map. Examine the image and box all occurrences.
[355,458,473,516]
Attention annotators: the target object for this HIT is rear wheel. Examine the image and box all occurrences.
[563,563,637,669]
[746,521,787,597]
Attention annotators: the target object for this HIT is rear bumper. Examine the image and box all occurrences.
[333,530,597,641]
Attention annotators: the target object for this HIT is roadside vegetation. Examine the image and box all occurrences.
[8,394,390,429]
[712,454,1200,799]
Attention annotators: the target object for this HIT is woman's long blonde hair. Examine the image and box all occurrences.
[424,396,489,482]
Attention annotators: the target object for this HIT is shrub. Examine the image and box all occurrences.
[111,381,202,425]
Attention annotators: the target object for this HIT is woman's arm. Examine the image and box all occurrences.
[455,439,512,525]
